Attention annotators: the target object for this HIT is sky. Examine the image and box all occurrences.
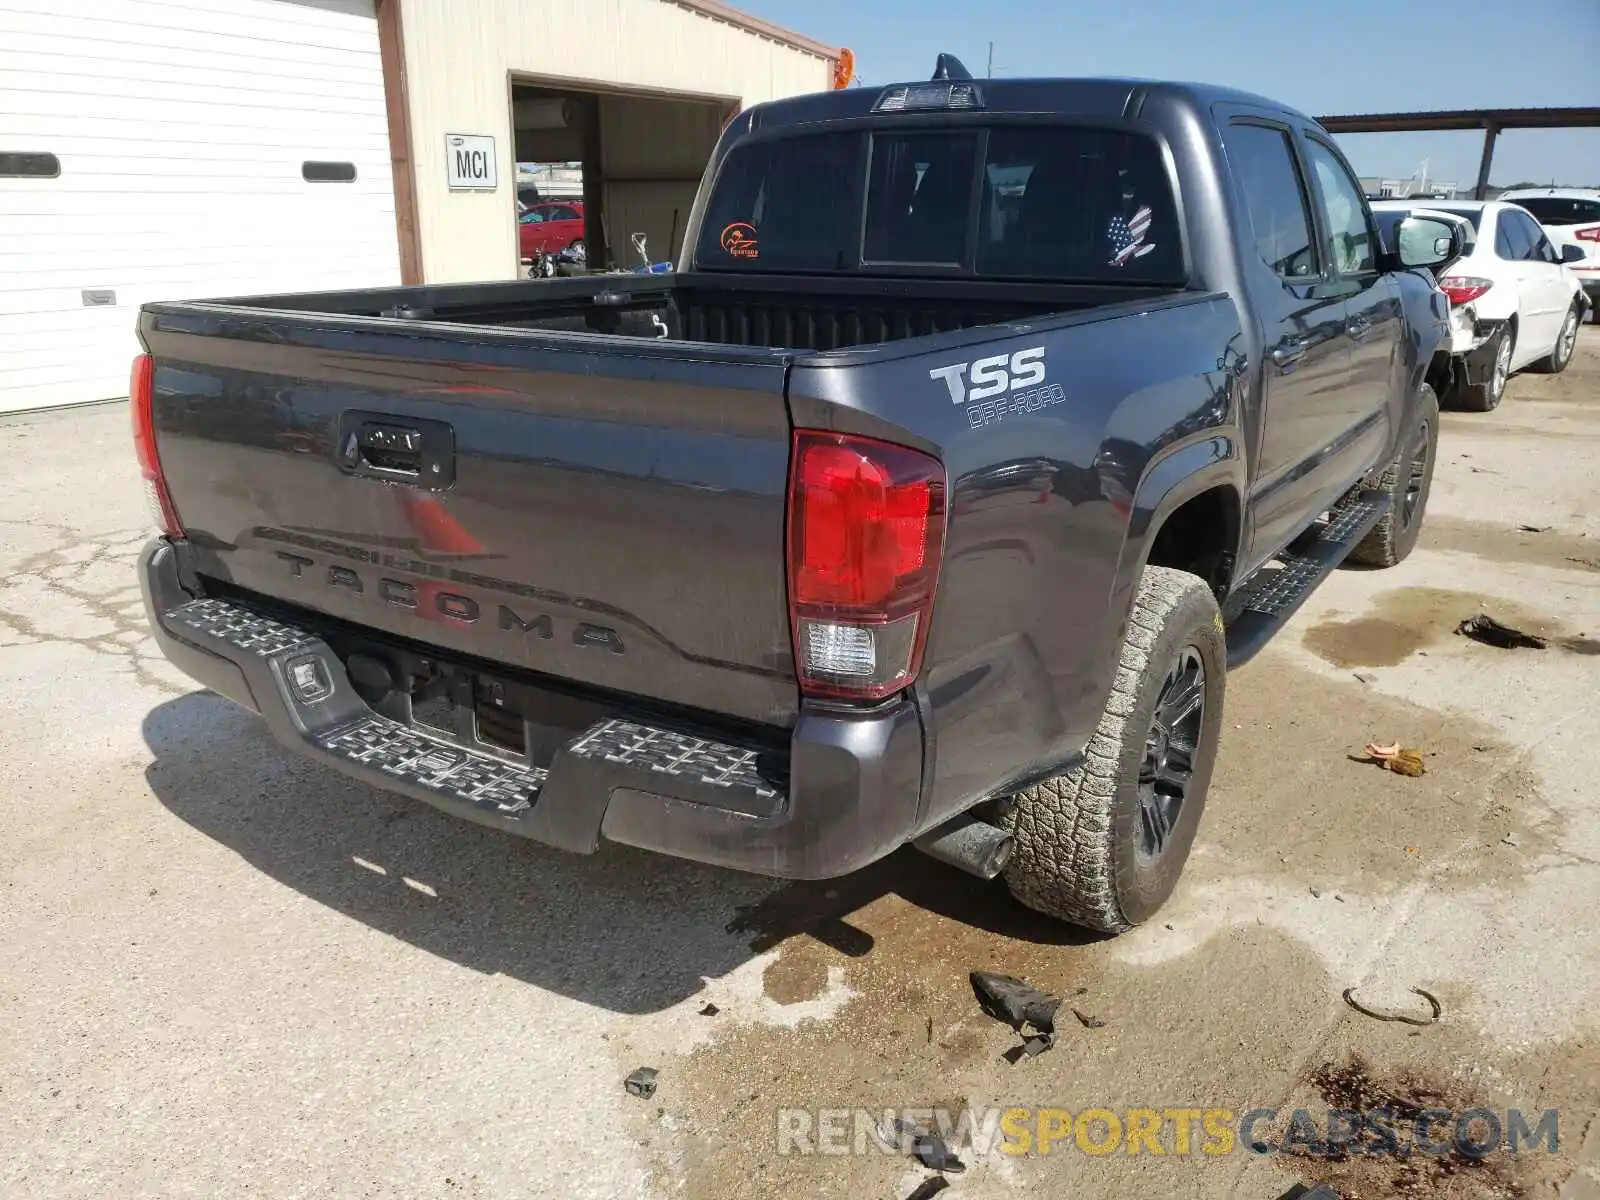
[742,0,1599,189]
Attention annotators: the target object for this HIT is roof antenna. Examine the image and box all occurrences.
[931,54,974,82]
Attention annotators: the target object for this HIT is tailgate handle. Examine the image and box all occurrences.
[337,413,456,489]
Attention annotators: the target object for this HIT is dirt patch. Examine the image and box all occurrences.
[1421,514,1600,575]
[1204,657,1557,891]
[1302,586,1597,669]
[762,950,830,1005]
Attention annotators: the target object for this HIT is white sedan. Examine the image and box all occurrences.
[1372,199,1589,411]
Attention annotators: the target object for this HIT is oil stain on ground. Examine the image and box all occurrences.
[1303,586,1597,669]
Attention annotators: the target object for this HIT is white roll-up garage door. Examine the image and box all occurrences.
[0,0,401,414]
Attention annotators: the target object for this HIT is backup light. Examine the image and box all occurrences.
[873,82,985,114]
[786,431,947,702]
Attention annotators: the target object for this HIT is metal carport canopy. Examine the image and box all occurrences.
[1315,107,1600,200]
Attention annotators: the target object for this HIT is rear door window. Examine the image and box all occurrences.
[1495,210,1534,261]
[1223,123,1318,278]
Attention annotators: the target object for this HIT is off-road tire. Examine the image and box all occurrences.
[1453,324,1512,412]
[1347,384,1440,568]
[1529,302,1581,375]
[996,567,1226,934]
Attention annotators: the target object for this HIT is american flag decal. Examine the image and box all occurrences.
[1108,205,1157,266]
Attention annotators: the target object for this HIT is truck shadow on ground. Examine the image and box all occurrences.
[141,691,1095,1016]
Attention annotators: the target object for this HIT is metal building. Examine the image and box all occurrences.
[0,0,842,414]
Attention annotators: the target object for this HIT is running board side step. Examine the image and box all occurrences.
[1223,490,1391,670]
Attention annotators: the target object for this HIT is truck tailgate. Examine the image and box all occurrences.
[141,308,800,728]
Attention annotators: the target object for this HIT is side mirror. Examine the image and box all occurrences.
[1561,244,1584,265]
[1396,215,1460,270]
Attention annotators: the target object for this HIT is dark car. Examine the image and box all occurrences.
[133,58,1455,934]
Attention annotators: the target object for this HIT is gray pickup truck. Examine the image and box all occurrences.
[135,58,1459,933]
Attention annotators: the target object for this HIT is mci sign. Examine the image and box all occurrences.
[445,134,497,190]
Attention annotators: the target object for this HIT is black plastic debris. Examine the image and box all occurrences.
[972,970,1063,1061]
[1072,1008,1107,1030]
[971,971,1061,1031]
[1456,614,1547,650]
[624,1067,659,1099]
[1278,1185,1341,1199]
[912,1127,967,1174]
[905,1176,952,1200]
[698,1003,720,1017]
[881,1118,967,1175]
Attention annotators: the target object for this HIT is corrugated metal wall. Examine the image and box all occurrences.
[398,0,832,284]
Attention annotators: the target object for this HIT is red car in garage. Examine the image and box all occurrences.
[518,201,585,257]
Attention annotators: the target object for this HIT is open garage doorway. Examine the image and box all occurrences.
[510,80,737,277]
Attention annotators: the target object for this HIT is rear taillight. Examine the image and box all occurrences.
[1574,226,1600,243]
[1440,276,1493,306]
[130,353,184,537]
[786,430,946,701]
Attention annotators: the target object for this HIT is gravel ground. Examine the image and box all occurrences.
[3,331,1598,1200]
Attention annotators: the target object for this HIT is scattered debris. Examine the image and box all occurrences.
[1341,986,1442,1027]
[881,1118,967,1174]
[1071,1008,1107,1030]
[1358,742,1427,776]
[1353,671,1378,684]
[1455,614,1547,650]
[1310,887,1322,898]
[1518,523,1550,533]
[698,1003,720,1017]
[1333,894,1345,904]
[1278,1185,1341,1199]
[972,970,1062,1060]
[624,1067,659,1099]
[904,1177,951,1200]
[911,1127,966,1173]
[1501,832,1520,847]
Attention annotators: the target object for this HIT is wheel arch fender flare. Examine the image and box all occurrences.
[1109,433,1248,623]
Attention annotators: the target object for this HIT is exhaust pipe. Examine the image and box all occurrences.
[913,812,1014,880]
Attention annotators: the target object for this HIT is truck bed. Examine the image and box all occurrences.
[207,271,1184,352]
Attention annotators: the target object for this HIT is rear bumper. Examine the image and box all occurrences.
[140,538,924,879]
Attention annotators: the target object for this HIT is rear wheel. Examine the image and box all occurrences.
[996,567,1226,934]
[1348,384,1439,568]
[1454,324,1512,412]
[1530,303,1581,374]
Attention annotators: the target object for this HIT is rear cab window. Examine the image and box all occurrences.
[695,123,1185,284]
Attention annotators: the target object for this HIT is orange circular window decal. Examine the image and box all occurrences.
[720,222,759,259]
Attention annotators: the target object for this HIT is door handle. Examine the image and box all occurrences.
[336,411,456,489]
[1270,338,1308,369]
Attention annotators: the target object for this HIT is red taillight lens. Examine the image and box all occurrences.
[1440,276,1493,306]
[1574,226,1600,243]
[786,430,946,701]
[130,353,184,537]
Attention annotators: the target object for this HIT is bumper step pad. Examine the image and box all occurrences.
[158,596,785,840]
[1223,491,1390,669]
